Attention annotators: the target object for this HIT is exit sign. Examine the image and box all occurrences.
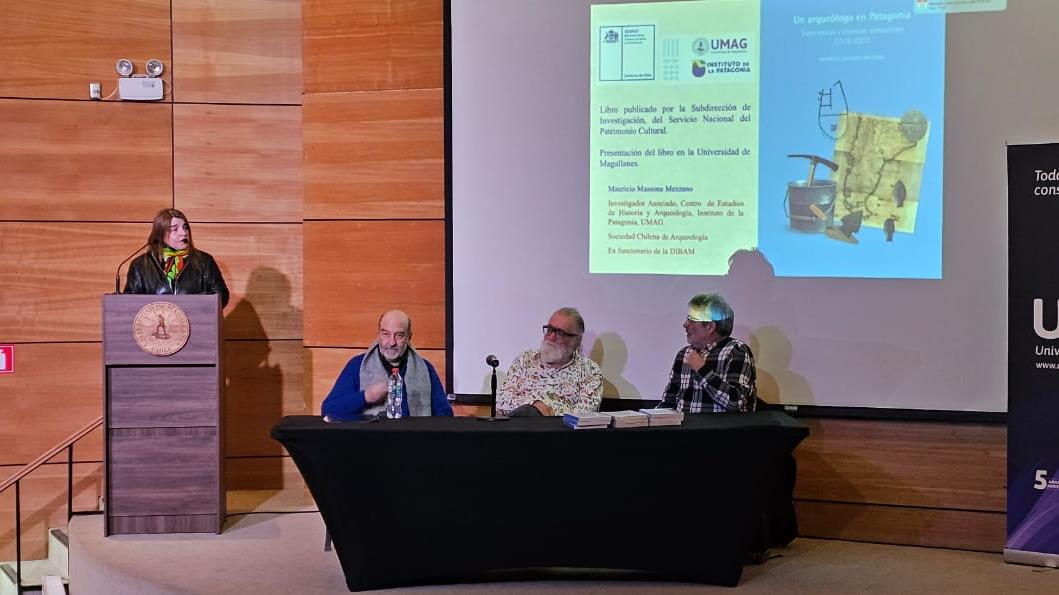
[0,345,13,374]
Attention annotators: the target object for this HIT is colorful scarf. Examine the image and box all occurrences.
[161,247,189,285]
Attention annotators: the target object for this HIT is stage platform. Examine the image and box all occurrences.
[68,494,1055,594]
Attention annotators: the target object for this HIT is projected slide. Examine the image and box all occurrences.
[590,0,944,278]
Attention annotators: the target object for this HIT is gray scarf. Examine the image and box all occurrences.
[359,343,432,417]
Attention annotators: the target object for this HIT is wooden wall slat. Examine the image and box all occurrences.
[0,101,172,221]
[174,105,302,222]
[303,0,442,93]
[303,220,444,348]
[226,455,306,492]
[172,0,302,104]
[193,223,303,340]
[0,0,171,100]
[794,419,1006,512]
[0,223,148,342]
[306,346,445,415]
[795,500,1006,553]
[0,463,103,560]
[0,343,104,465]
[226,340,304,456]
[304,90,443,219]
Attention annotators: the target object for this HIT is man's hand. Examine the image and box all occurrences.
[685,348,708,374]
[532,400,555,416]
[364,382,388,404]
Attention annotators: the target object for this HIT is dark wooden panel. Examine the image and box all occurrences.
[172,0,301,104]
[103,294,222,366]
[193,223,303,340]
[795,500,1006,553]
[109,367,218,427]
[108,513,221,535]
[307,347,445,415]
[303,221,444,348]
[0,100,171,221]
[226,340,305,456]
[0,0,171,100]
[0,343,104,465]
[174,104,302,222]
[304,90,442,219]
[108,427,219,516]
[794,419,1006,512]
[303,0,442,93]
[0,462,103,560]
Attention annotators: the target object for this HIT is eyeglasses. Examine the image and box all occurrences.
[543,325,580,339]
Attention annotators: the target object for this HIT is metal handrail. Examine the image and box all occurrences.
[0,415,103,595]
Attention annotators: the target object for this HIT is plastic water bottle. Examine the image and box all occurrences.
[386,367,404,418]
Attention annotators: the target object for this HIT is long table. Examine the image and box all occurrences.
[272,412,808,591]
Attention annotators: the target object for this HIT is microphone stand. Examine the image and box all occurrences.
[490,367,498,418]
[114,242,149,293]
[486,355,500,417]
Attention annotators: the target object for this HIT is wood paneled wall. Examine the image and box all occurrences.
[0,0,302,560]
[302,0,446,416]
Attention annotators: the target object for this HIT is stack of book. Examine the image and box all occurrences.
[562,411,612,429]
[638,408,685,426]
[608,410,650,428]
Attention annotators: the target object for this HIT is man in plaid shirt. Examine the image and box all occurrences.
[660,293,758,413]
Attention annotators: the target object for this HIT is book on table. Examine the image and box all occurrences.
[608,410,650,428]
[638,408,685,426]
[562,411,612,429]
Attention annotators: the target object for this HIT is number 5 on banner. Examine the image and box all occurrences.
[1034,469,1049,490]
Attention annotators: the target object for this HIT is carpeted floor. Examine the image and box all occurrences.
[69,512,1057,594]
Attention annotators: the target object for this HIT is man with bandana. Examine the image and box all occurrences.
[321,310,452,419]
[124,208,229,307]
[660,293,758,413]
[496,307,603,416]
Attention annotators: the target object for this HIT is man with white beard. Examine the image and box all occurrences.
[496,307,603,416]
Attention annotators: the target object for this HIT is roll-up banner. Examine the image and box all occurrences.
[1006,142,1059,566]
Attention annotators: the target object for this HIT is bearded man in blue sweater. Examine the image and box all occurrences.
[322,310,452,419]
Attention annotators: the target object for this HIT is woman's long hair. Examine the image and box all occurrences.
[147,208,197,259]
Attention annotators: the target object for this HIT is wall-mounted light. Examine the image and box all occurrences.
[145,59,164,78]
[116,59,134,77]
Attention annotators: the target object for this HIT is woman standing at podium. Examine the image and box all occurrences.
[124,208,230,308]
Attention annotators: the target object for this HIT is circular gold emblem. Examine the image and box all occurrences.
[132,302,190,356]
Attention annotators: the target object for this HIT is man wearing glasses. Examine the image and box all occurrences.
[660,293,758,413]
[321,310,452,420]
[496,307,603,416]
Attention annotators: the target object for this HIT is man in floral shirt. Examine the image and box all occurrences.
[496,307,603,416]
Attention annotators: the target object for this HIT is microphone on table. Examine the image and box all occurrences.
[114,242,149,293]
[486,355,500,417]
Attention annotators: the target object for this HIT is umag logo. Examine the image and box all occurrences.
[1033,299,1059,340]
[706,37,749,53]
[691,60,706,78]
[604,29,619,43]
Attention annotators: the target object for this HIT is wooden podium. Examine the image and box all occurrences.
[102,294,225,535]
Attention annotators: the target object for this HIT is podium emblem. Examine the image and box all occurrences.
[132,302,190,356]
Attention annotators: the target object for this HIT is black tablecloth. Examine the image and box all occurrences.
[272,412,808,591]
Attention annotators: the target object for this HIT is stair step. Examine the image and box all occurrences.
[48,528,69,578]
[49,529,68,550]
[0,559,68,590]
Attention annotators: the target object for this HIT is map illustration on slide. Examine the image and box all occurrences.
[833,111,930,234]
